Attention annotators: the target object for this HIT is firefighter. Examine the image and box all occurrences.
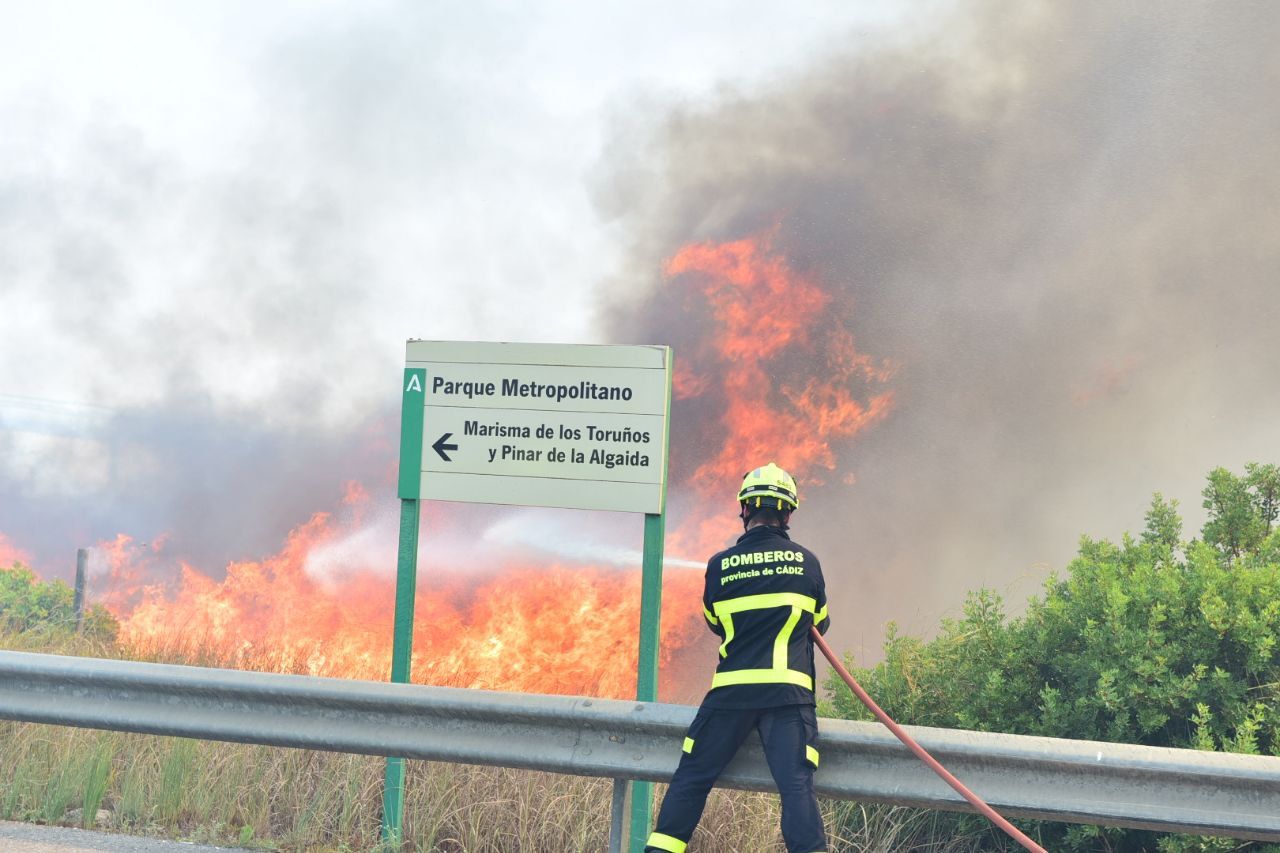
[645,462,830,853]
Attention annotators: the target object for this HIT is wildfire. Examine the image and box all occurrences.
[0,533,31,569]
[115,502,707,698]
[663,232,895,550]
[6,232,893,702]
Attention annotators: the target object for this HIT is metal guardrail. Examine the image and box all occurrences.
[2,650,1279,842]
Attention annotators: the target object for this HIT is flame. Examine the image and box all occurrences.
[5,231,892,702]
[0,533,31,569]
[663,231,896,549]
[115,498,706,697]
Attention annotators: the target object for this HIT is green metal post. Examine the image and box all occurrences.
[382,368,425,847]
[381,497,421,845]
[628,511,667,851]
[628,348,672,852]
[636,513,667,699]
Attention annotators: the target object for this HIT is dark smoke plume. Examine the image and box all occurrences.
[598,2,1280,655]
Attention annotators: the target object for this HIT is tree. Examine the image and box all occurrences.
[1246,462,1280,534]
[826,465,1280,851]
[1201,464,1273,561]
[1142,492,1181,553]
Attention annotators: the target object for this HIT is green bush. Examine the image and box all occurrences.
[0,563,118,643]
[826,464,1280,852]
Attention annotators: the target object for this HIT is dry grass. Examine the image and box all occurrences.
[0,722,764,851]
[0,720,1001,851]
[2,628,989,851]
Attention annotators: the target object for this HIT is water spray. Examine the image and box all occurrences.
[811,628,1047,853]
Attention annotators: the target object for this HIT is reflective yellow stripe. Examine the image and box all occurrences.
[806,745,820,768]
[713,591,817,617]
[711,592,819,678]
[814,603,828,625]
[646,832,687,852]
[682,737,694,754]
[718,612,735,659]
[711,668,813,690]
[775,605,803,669]
[703,606,718,625]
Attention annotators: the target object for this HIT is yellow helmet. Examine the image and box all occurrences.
[738,463,799,512]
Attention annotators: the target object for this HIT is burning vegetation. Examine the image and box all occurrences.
[4,234,893,701]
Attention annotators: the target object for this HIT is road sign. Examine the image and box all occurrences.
[386,339,674,849]
[402,340,672,514]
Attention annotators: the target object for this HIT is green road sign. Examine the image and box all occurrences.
[383,341,672,852]
[406,340,670,513]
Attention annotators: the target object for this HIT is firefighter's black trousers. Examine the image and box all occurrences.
[645,703,826,853]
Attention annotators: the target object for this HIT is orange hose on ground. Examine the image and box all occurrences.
[811,628,1047,853]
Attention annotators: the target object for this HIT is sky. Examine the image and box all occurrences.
[0,0,902,548]
[2,1,1278,662]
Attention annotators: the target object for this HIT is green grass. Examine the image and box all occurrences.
[81,734,114,827]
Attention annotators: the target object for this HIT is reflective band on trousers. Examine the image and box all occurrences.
[712,592,818,688]
[646,831,687,852]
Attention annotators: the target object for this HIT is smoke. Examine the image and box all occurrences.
[4,2,1278,670]
[0,400,392,578]
[596,2,1280,654]
[481,508,706,569]
[0,4,602,574]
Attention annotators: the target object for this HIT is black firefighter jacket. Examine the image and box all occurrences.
[700,524,830,709]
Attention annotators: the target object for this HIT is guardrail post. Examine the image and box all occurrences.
[610,778,627,853]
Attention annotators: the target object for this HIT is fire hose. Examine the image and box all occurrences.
[811,627,1047,853]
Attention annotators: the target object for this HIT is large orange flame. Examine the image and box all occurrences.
[6,231,892,702]
[664,232,896,550]
[114,498,707,698]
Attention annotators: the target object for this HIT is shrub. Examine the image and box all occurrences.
[0,563,118,643]
[826,465,1280,851]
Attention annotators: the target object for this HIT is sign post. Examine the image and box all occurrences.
[381,367,425,846]
[628,509,667,850]
[381,341,672,849]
